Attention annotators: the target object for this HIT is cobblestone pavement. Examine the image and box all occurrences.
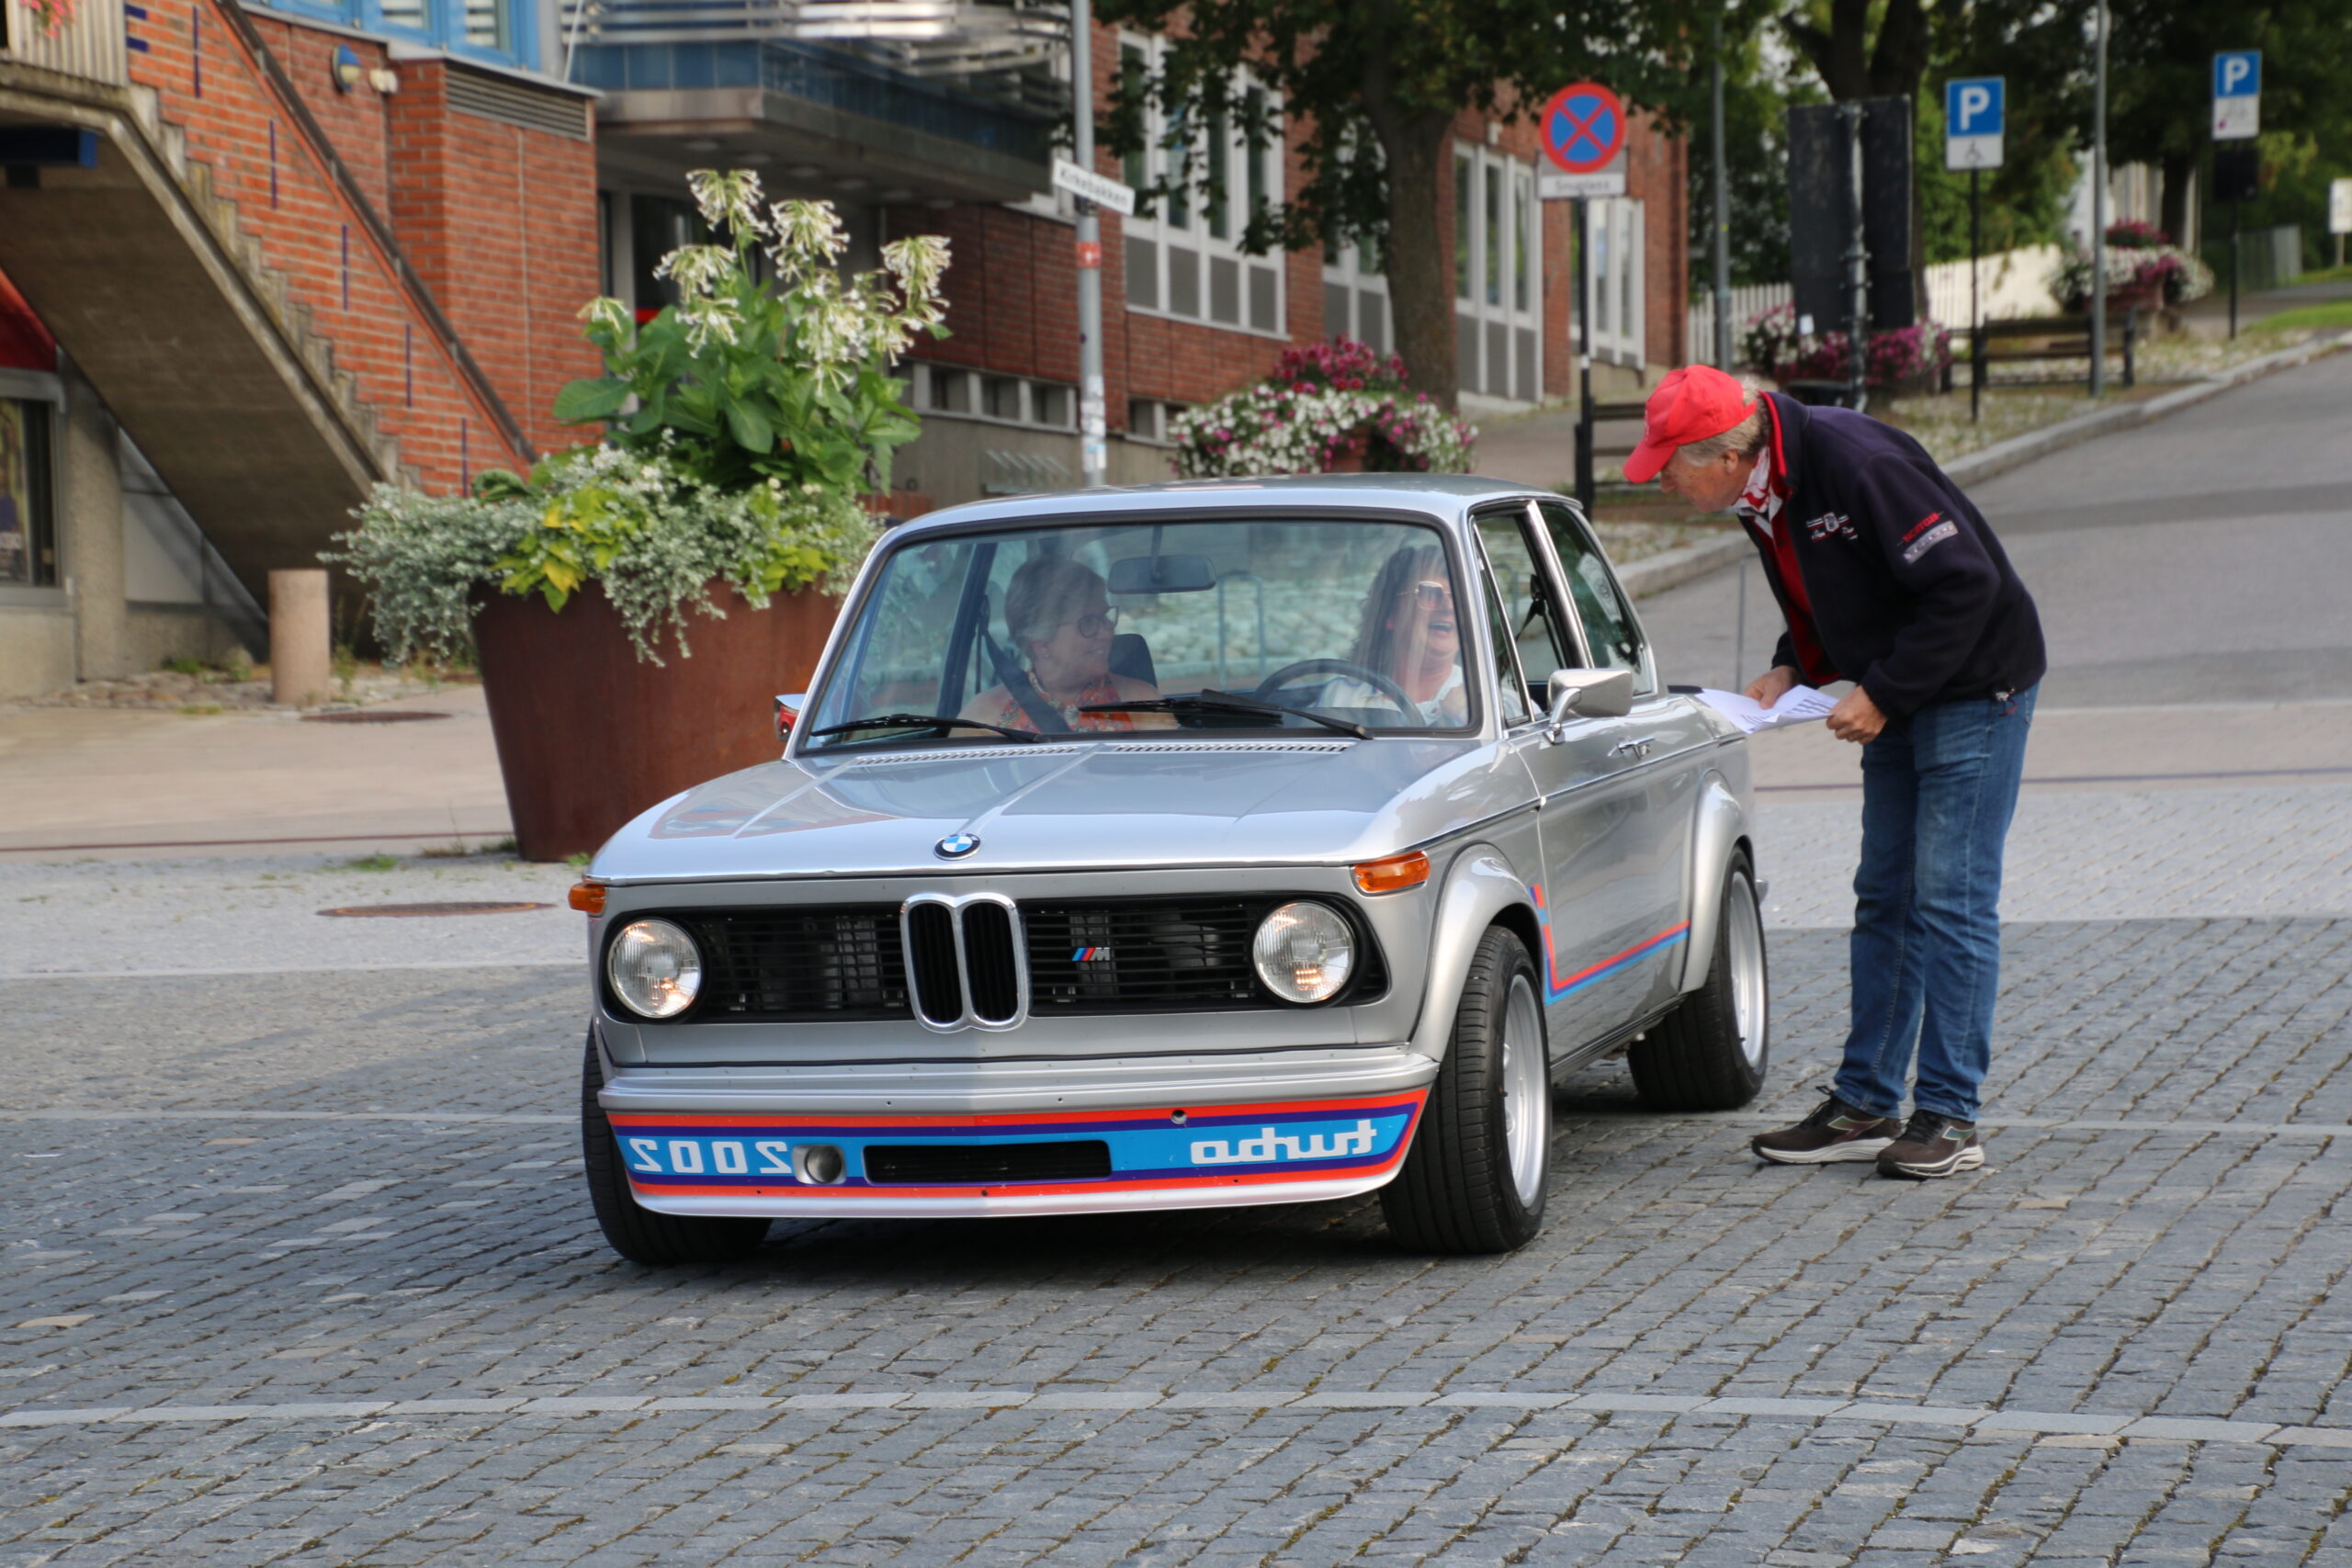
[3,911,2346,1566]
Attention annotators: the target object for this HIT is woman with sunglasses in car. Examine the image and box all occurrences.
[959,557,1173,733]
[1323,543,1470,726]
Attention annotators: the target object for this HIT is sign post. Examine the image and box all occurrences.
[2213,51,2261,341]
[1945,76,2004,423]
[1065,0,1115,488]
[1537,82,1625,514]
[2330,176,2352,269]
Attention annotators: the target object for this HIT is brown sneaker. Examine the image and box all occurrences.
[1876,1110,1984,1179]
[1751,1093,1904,1165]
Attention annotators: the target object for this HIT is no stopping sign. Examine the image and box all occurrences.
[1542,83,1626,175]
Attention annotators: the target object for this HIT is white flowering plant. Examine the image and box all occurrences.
[1170,340,1475,478]
[331,446,877,665]
[552,169,951,497]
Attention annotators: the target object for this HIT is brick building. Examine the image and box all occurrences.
[0,0,597,695]
[582,13,1689,509]
[4,0,1687,696]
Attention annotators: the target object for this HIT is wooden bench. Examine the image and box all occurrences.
[1947,309,2139,395]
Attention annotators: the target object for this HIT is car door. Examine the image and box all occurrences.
[1471,504,1664,1055]
[1532,497,1715,1015]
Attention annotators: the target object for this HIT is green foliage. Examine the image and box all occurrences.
[330,446,880,667]
[1916,86,2075,265]
[345,854,400,872]
[555,170,951,497]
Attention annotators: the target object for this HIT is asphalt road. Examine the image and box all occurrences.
[2,356,2348,1565]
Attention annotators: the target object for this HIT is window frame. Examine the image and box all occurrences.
[1118,33,1287,340]
[1531,498,1655,695]
[1452,140,1544,403]
[1471,502,1585,714]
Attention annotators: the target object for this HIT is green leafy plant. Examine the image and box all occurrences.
[552,170,950,496]
[328,171,951,666]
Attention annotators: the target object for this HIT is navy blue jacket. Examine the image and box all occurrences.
[1746,393,2045,719]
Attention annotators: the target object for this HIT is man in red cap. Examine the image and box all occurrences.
[1627,365,2044,1179]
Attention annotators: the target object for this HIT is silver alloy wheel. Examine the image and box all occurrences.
[1498,971,1549,1206]
[1725,870,1768,1069]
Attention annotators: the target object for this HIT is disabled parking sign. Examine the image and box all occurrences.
[1944,76,2004,171]
[1538,82,1627,199]
[2212,50,2260,141]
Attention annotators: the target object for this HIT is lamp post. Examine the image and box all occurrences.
[1710,6,1732,369]
[2089,0,2109,399]
[1072,0,1107,486]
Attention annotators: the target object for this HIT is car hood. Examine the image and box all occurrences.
[591,738,1516,882]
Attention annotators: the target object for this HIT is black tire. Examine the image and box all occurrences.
[581,1032,770,1267]
[1381,926,1551,1255]
[1628,853,1770,1111]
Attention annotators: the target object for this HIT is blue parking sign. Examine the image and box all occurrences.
[2213,51,2260,98]
[1945,76,2004,171]
[1947,77,2004,137]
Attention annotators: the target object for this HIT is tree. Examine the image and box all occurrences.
[1093,0,1755,408]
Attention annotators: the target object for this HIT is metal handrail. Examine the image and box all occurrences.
[215,0,538,468]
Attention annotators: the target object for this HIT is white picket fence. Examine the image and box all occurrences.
[1690,244,2068,367]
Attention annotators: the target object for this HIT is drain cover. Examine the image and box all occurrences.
[317,901,552,918]
[300,710,453,724]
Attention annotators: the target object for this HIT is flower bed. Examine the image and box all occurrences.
[1740,304,1953,392]
[1170,339,1476,478]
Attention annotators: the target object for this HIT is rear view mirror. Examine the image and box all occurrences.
[774,693,805,742]
[1108,553,1216,594]
[1544,667,1634,733]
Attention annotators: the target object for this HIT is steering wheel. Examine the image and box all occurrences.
[1252,658,1422,726]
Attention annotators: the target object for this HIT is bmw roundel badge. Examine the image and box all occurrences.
[935,831,980,859]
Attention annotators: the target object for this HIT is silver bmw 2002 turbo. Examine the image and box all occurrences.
[574,476,1769,1263]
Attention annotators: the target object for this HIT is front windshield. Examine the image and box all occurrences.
[804,517,1477,747]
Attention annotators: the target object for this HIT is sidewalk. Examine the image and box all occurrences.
[0,684,511,860]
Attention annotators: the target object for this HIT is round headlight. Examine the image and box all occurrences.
[1251,900,1356,1004]
[607,918,702,1019]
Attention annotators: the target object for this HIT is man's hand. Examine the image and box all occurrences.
[1743,665,1800,705]
[1827,685,1887,744]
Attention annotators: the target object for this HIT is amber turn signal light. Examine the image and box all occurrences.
[1351,851,1430,895]
[568,881,607,914]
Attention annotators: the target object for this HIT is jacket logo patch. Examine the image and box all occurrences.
[1902,519,1959,564]
[1903,511,1943,542]
[1804,511,1858,542]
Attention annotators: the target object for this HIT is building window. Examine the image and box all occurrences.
[1454,141,1541,402]
[1585,197,1645,367]
[0,400,56,588]
[1119,36,1283,337]
[913,366,1076,432]
[246,0,529,69]
[1322,236,1389,355]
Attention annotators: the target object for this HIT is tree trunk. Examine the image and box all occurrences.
[1368,112,1458,409]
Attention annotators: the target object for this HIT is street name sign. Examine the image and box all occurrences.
[1052,158,1136,217]
[2211,50,2260,141]
[1538,82,1626,199]
[1944,76,2004,170]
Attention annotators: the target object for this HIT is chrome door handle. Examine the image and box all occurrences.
[1610,738,1657,760]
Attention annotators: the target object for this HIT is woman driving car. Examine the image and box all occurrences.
[960,557,1173,733]
[1322,544,1471,726]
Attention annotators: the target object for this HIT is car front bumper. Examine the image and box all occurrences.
[599,1043,1437,1219]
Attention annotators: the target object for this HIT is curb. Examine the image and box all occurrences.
[1618,531,1751,600]
[1941,328,2352,488]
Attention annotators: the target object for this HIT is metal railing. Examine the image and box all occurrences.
[0,0,129,86]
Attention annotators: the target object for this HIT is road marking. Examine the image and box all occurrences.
[0,1390,2342,1449]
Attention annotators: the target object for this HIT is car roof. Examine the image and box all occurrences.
[885,473,1562,538]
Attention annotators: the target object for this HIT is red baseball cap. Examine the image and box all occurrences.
[1623,365,1756,484]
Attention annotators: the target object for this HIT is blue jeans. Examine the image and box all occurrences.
[1834,684,2037,1123]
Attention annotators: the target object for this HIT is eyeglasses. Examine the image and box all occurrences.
[1403,580,1454,610]
[1066,607,1120,638]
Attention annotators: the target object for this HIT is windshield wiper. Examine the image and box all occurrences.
[804,712,1043,744]
[1079,690,1371,739]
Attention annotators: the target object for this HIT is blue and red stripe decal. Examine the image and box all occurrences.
[1531,884,1688,1002]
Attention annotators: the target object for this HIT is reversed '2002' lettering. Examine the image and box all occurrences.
[623,1137,794,1178]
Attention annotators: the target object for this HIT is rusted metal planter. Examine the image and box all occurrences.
[471,582,838,861]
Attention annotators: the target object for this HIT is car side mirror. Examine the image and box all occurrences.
[774,693,805,742]
[1544,668,1634,738]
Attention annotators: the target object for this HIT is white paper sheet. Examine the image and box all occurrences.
[1693,685,1839,735]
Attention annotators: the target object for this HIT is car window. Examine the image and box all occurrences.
[1481,570,1534,727]
[804,517,1479,745]
[1535,500,1647,688]
[1473,510,1576,706]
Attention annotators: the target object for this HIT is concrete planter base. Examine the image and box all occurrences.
[471,582,838,862]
